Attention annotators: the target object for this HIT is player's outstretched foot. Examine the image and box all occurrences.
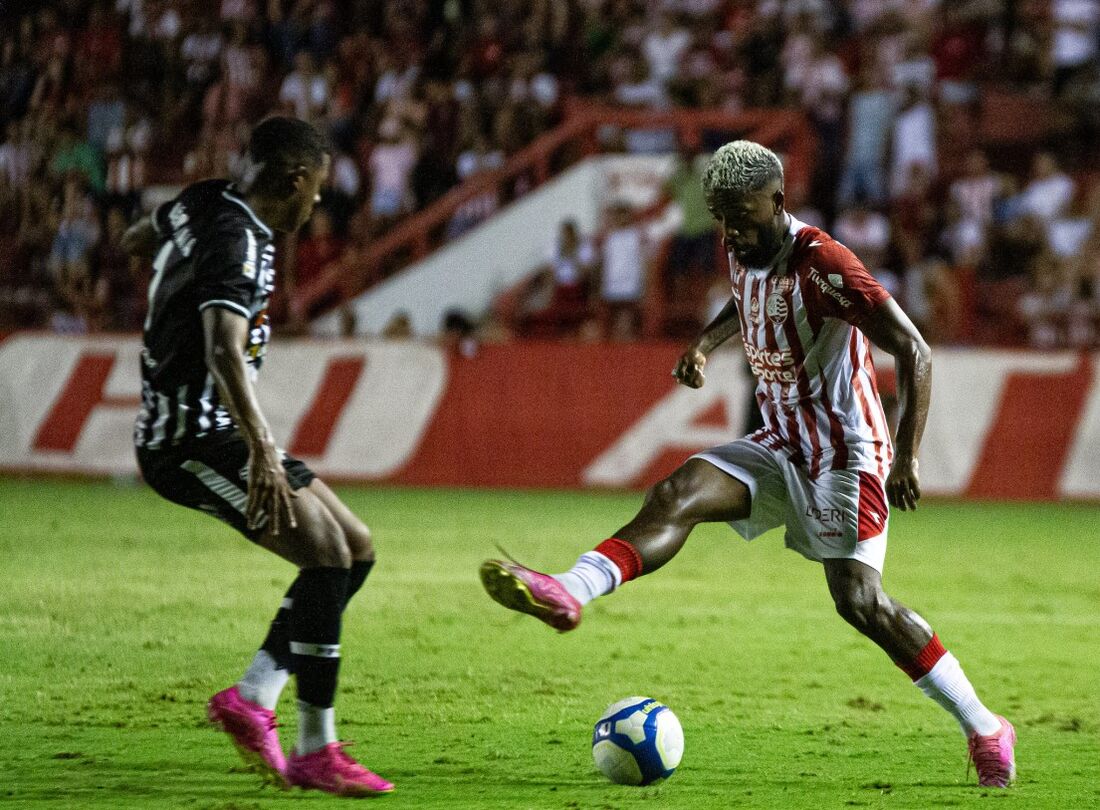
[287,742,395,797]
[207,685,288,786]
[479,559,581,632]
[968,715,1016,787]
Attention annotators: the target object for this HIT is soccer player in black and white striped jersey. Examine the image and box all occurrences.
[124,116,393,797]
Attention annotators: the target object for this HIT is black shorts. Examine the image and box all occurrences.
[136,433,315,541]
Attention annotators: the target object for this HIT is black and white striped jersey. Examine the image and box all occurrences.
[134,179,276,450]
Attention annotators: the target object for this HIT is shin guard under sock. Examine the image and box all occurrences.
[290,566,349,708]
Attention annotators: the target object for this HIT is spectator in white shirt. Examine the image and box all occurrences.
[445,137,504,239]
[834,200,898,296]
[1017,152,1076,224]
[278,51,330,121]
[0,121,32,187]
[642,12,691,86]
[1052,0,1100,95]
[368,118,418,221]
[599,202,650,340]
[890,83,937,199]
[519,220,598,337]
[180,16,223,86]
[837,66,895,208]
[946,149,1004,265]
[834,201,892,271]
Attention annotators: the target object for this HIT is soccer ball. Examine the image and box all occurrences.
[591,696,684,785]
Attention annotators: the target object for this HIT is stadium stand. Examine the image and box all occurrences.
[2,0,1099,347]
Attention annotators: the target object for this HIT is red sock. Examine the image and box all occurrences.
[593,538,643,583]
[897,633,947,681]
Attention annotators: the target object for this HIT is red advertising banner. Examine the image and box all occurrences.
[1,334,1097,499]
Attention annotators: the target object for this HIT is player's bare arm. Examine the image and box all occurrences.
[121,215,159,259]
[201,306,297,534]
[673,294,742,389]
[859,299,932,512]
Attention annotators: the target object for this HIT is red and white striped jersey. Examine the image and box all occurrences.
[731,215,894,480]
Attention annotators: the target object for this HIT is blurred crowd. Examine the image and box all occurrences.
[2,0,1100,349]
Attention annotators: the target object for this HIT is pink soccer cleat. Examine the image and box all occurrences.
[968,715,1017,787]
[207,685,287,786]
[287,742,395,797]
[479,558,582,632]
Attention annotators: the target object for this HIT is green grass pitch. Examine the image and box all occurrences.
[2,479,1098,809]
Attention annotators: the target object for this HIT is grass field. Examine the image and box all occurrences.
[2,479,1098,809]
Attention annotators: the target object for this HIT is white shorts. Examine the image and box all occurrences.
[692,438,889,573]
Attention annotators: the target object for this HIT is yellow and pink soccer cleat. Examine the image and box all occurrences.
[479,558,582,632]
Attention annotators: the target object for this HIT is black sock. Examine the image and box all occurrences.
[344,559,374,609]
[260,578,299,670]
[259,560,372,674]
[290,566,349,708]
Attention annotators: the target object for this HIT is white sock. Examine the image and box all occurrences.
[553,551,621,606]
[914,652,1002,736]
[297,700,338,754]
[237,650,289,711]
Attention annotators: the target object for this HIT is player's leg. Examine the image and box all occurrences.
[220,485,351,762]
[254,488,393,795]
[305,477,376,604]
[824,558,1015,787]
[244,474,374,646]
[204,453,386,791]
[824,556,935,661]
[614,457,752,571]
[242,478,375,701]
[787,468,1015,787]
[236,458,349,715]
[256,484,351,751]
[146,439,391,794]
[481,457,752,630]
[154,443,348,783]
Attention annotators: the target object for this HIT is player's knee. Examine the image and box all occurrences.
[833,584,887,633]
[344,522,375,563]
[646,474,693,520]
[303,514,352,569]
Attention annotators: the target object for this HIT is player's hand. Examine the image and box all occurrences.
[247,440,298,535]
[885,455,921,512]
[672,347,707,388]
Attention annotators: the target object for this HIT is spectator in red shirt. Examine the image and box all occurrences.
[281,207,345,332]
[930,3,988,106]
[75,5,123,82]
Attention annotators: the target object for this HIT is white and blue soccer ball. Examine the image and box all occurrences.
[591,696,684,786]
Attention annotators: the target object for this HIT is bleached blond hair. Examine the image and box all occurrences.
[701,140,784,195]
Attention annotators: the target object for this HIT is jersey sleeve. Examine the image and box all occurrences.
[193,226,258,320]
[152,182,204,236]
[150,200,169,235]
[801,239,890,326]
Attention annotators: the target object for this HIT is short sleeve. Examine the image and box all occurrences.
[800,240,890,326]
[193,227,257,320]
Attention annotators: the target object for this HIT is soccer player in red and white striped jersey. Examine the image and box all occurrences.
[481,140,1016,787]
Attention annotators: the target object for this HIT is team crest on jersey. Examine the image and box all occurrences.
[765,290,788,325]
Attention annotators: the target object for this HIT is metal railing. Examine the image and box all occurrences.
[293,105,816,320]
